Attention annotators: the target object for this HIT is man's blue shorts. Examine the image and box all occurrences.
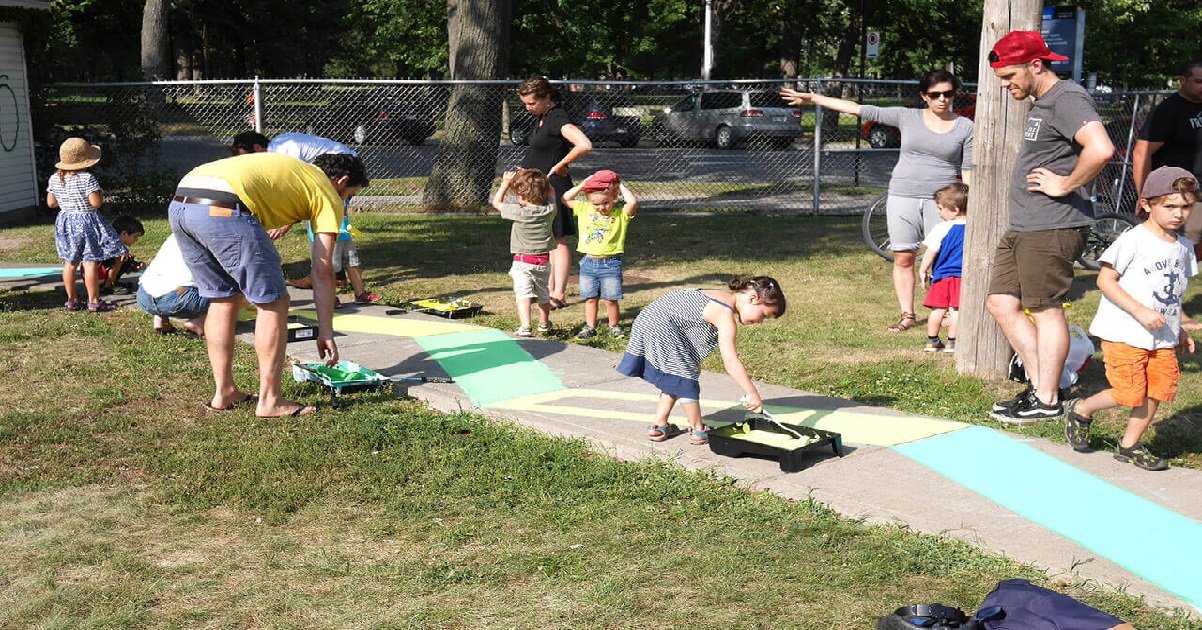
[578,255,624,301]
[168,195,287,304]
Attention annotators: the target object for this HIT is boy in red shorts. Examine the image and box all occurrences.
[917,183,968,352]
[1064,166,1199,470]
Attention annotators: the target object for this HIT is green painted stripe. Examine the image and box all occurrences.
[415,329,565,406]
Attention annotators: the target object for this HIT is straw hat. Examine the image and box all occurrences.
[56,138,102,170]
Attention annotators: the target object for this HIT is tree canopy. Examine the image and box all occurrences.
[15,0,1202,86]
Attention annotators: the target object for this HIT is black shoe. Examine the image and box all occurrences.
[1062,399,1092,452]
[1114,442,1169,471]
[994,392,1062,424]
[991,385,1033,415]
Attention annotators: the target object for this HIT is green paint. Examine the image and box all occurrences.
[415,329,565,406]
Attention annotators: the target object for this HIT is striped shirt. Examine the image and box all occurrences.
[47,171,101,213]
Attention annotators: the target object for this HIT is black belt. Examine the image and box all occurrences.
[173,195,238,209]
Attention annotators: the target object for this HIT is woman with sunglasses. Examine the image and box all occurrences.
[782,70,973,333]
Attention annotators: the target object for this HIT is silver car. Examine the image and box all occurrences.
[651,89,802,149]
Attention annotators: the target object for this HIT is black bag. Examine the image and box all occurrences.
[877,604,976,630]
[878,580,1127,630]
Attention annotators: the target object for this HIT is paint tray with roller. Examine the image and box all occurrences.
[406,297,482,319]
[291,360,391,408]
[708,411,843,473]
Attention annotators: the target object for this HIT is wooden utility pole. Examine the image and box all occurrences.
[955,0,1042,379]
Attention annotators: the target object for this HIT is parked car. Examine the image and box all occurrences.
[650,89,803,149]
[312,87,446,146]
[509,93,641,148]
[359,95,440,145]
[861,93,977,148]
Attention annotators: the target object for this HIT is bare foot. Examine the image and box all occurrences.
[205,392,258,412]
[255,401,319,418]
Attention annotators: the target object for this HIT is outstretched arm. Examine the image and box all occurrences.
[779,88,863,115]
[707,303,763,413]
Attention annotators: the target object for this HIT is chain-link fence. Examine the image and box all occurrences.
[37,78,1170,216]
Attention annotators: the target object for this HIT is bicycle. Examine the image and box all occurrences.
[862,192,1136,270]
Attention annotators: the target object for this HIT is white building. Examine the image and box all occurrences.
[0,0,50,221]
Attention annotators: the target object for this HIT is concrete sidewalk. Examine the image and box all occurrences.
[4,265,1199,615]
[273,290,1202,615]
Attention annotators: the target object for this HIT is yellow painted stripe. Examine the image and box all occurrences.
[288,310,479,337]
[489,389,967,447]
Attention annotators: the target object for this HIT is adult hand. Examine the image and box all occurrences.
[317,335,339,366]
[1026,167,1073,197]
[550,163,569,177]
[1135,306,1166,330]
[267,224,294,240]
[779,88,814,106]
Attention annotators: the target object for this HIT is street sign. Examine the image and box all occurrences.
[866,30,880,59]
[1041,6,1085,83]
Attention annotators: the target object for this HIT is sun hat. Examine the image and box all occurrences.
[1141,166,1199,199]
[56,137,102,170]
[988,31,1068,68]
[583,169,620,192]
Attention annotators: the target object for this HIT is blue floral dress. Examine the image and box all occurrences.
[49,171,126,263]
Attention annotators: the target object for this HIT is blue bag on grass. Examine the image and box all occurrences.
[977,579,1126,630]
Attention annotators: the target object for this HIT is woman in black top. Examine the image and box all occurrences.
[517,76,593,309]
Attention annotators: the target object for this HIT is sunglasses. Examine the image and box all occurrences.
[925,90,956,100]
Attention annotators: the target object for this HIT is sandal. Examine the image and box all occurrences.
[886,312,918,333]
[689,427,711,445]
[647,423,685,442]
[549,297,568,310]
[87,300,118,313]
[64,299,85,312]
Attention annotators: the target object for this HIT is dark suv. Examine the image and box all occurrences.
[650,90,802,149]
[509,93,642,148]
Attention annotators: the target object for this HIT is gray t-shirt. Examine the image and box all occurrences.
[860,105,974,199]
[500,201,556,254]
[1009,80,1101,231]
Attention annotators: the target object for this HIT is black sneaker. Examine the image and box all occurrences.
[994,392,1062,424]
[1114,442,1169,471]
[991,385,1033,415]
[1062,399,1092,452]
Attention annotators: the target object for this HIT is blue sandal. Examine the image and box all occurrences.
[689,427,711,445]
[647,423,684,442]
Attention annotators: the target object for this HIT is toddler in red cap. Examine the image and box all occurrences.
[561,170,639,339]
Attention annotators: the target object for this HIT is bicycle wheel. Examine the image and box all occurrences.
[862,194,893,261]
[1078,212,1137,271]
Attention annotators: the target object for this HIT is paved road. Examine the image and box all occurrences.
[158,135,898,189]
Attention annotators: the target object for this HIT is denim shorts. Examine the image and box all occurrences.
[579,255,623,300]
[136,284,210,320]
[168,198,287,304]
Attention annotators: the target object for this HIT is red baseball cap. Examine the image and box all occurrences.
[583,169,620,192]
[989,31,1068,68]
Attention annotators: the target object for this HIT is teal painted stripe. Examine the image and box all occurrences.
[895,426,1202,610]
[415,328,565,406]
[0,267,61,279]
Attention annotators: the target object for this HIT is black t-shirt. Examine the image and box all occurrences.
[1138,93,1202,178]
[519,106,573,173]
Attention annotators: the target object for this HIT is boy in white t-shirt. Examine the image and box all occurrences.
[1064,166,1200,471]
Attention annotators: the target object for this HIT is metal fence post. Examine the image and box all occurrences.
[812,78,823,215]
[252,76,262,133]
[1115,92,1141,209]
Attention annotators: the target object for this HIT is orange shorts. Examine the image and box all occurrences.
[1100,341,1180,406]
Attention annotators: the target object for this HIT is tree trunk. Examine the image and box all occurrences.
[140,0,169,79]
[955,0,1042,379]
[423,0,512,211]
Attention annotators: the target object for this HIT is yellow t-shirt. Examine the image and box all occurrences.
[179,153,343,233]
[572,200,633,256]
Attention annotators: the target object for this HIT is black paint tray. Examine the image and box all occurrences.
[708,414,843,473]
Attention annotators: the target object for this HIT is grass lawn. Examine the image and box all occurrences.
[0,211,1199,627]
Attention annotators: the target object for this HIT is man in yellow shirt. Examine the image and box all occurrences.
[168,152,368,417]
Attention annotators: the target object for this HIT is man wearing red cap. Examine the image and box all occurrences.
[985,31,1115,423]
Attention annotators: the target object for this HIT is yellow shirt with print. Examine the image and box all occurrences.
[572,200,633,256]
[180,153,343,233]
